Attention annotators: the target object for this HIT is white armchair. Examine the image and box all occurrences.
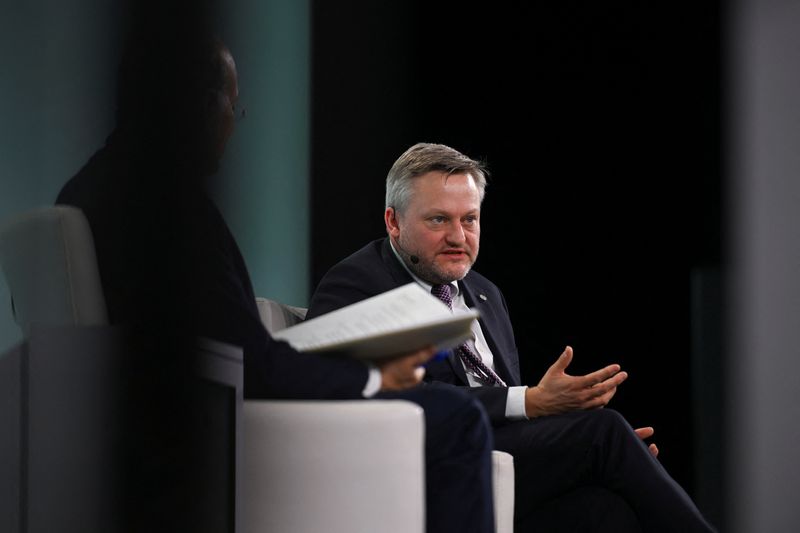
[249,297,427,533]
[254,297,516,533]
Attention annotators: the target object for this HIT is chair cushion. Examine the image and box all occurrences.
[0,206,107,335]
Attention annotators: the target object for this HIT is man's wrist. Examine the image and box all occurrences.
[524,386,544,418]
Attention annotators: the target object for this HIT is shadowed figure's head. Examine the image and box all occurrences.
[114,24,239,178]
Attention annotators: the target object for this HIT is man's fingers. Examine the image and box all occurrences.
[608,370,627,387]
[634,427,659,458]
[550,346,573,372]
[378,346,436,391]
[578,366,625,391]
[578,371,626,397]
[585,386,617,408]
[415,346,437,365]
[421,346,437,361]
[585,363,623,383]
[649,444,659,458]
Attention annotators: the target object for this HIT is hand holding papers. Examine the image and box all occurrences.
[272,283,479,360]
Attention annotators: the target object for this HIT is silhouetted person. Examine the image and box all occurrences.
[58,14,495,533]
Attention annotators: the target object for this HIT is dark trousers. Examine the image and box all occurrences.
[494,409,717,533]
[378,387,495,533]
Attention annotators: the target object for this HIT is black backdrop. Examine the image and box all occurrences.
[310,0,723,522]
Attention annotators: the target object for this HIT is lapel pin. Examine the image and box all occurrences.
[479,293,487,301]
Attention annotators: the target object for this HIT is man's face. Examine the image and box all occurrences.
[386,171,481,285]
[214,49,239,159]
[198,47,238,175]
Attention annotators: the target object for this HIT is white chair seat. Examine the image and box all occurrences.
[243,400,425,533]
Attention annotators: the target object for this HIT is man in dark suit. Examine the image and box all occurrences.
[308,142,718,533]
[56,16,495,533]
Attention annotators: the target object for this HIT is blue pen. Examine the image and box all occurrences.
[424,350,450,367]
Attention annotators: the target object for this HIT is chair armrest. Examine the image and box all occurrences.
[492,450,515,533]
[242,399,425,533]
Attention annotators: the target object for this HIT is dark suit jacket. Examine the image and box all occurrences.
[56,134,370,400]
[308,238,522,424]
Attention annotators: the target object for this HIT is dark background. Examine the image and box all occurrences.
[310,0,724,526]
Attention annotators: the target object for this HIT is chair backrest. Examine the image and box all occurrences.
[255,297,307,333]
[0,206,108,336]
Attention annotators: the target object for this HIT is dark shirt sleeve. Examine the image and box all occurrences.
[57,152,369,401]
[151,197,372,401]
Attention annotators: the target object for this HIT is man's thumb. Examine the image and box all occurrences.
[554,345,573,371]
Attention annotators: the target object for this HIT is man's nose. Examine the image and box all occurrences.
[445,222,466,244]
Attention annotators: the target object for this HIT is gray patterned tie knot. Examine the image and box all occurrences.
[430,284,505,387]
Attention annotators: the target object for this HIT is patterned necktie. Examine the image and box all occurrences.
[430,283,506,387]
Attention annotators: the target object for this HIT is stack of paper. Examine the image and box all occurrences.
[272,283,479,360]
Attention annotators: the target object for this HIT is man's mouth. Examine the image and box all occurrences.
[441,249,468,259]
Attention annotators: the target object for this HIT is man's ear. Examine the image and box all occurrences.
[384,207,400,237]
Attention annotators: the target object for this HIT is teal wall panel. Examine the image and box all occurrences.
[0,1,120,352]
[0,1,310,352]
[217,0,310,308]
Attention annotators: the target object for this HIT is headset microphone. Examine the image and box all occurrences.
[396,239,421,265]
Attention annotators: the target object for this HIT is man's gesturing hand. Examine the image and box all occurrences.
[524,346,628,418]
[377,346,437,391]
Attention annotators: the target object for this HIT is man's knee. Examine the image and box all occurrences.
[436,388,492,446]
[583,408,631,434]
[425,387,493,452]
[391,386,492,449]
[460,395,492,448]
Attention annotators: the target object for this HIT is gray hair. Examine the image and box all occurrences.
[385,143,488,214]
